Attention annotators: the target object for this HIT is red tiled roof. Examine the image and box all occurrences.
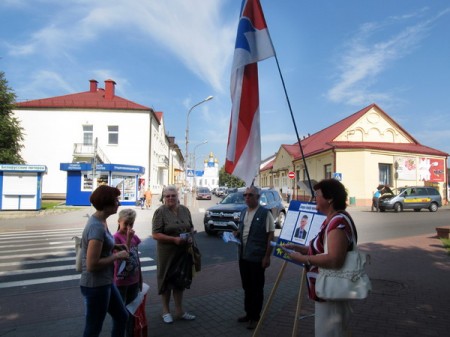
[16,84,151,111]
[260,159,274,171]
[154,111,163,123]
[283,103,448,159]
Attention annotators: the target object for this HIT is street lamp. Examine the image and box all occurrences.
[184,95,213,204]
[193,140,208,190]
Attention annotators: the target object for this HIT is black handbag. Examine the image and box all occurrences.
[165,251,193,291]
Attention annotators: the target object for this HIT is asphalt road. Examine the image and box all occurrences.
[0,195,448,297]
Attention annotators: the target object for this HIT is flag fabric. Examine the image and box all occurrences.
[225,0,275,186]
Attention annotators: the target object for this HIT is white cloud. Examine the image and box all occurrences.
[19,70,74,99]
[326,8,449,106]
[6,0,235,92]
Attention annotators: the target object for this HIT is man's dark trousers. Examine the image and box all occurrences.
[239,258,265,321]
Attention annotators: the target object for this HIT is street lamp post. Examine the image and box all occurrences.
[184,96,213,205]
[193,140,208,190]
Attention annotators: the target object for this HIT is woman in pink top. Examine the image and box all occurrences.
[114,209,142,336]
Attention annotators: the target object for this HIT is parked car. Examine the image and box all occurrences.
[216,187,227,197]
[196,187,212,200]
[378,186,442,212]
[203,188,286,235]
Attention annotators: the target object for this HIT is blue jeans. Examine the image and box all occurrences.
[80,284,129,337]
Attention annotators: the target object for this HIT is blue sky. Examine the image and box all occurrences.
[1,0,449,169]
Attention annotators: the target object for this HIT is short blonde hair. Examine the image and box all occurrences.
[118,208,136,223]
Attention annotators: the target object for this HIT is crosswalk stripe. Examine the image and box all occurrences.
[1,244,74,254]
[0,228,85,236]
[0,229,157,289]
[0,257,154,275]
[0,256,74,267]
[0,266,157,289]
[0,256,153,268]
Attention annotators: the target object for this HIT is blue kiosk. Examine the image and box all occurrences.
[60,163,145,206]
[0,164,47,211]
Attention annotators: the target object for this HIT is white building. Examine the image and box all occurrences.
[194,152,219,190]
[14,79,183,199]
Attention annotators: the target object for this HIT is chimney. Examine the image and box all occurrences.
[104,79,116,100]
[89,79,98,92]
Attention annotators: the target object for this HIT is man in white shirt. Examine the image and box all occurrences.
[236,186,275,330]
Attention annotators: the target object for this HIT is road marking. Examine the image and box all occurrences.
[0,228,84,237]
[0,233,82,241]
[0,257,154,272]
[0,257,74,267]
[0,266,157,289]
[1,244,74,254]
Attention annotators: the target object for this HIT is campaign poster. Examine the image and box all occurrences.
[273,201,325,265]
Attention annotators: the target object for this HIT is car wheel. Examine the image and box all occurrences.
[276,211,286,229]
[414,209,421,212]
[394,203,402,212]
[379,208,385,212]
[429,203,438,212]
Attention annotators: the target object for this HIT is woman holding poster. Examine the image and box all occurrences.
[285,179,357,337]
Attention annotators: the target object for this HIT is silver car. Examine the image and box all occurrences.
[378,186,442,212]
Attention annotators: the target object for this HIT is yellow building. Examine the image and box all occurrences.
[259,104,448,206]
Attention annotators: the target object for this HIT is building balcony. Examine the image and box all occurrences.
[157,155,169,168]
[72,143,110,164]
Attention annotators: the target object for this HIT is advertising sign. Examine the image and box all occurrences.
[394,156,417,181]
[418,158,445,182]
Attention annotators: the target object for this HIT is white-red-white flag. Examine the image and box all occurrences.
[225,0,275,186]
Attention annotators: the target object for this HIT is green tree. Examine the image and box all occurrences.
[219,166,245,188]
[0,71,25,164]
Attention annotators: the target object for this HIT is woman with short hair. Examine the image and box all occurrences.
[80,185,130,337]
[152,185,196,324]
[287,179,358,336]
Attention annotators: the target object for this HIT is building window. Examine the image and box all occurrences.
[379,163,392,186]
[108,125,119,145]
[83,125,93,145]
[324,164,332,179]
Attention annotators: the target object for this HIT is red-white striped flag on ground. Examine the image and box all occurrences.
[225,0,275,186]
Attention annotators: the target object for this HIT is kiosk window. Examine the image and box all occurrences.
[81,172,93,191]
[81,173,109,191]
[111,175,136,200]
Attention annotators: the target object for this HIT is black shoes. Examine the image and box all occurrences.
[237,315,250,323]
[246,320,258,330]
[237,316,258,329]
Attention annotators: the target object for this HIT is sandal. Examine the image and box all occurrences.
[180,312,196,321]
[162,313,173,324]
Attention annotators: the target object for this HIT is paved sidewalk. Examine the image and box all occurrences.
[0,230,449,336]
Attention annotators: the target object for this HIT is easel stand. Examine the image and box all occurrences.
[252,262,307,337]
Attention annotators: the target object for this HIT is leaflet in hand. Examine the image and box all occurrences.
[222,232,241,245]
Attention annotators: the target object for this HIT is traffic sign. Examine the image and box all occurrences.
[288,171,295,179]
[333,172,342,181]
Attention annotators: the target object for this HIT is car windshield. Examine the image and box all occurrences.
[220,192,245,204]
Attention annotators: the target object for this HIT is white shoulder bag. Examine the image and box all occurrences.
[72,236,82,272]
[315,213,372,300]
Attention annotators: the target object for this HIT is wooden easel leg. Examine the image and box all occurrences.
[292,268,307,337]
[252,261,288,337]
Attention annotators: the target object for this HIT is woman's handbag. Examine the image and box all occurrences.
[315,214,372,300]
[164,251,193,290]
[189,235,202,272]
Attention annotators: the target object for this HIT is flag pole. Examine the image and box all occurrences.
[273,54,314,198]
